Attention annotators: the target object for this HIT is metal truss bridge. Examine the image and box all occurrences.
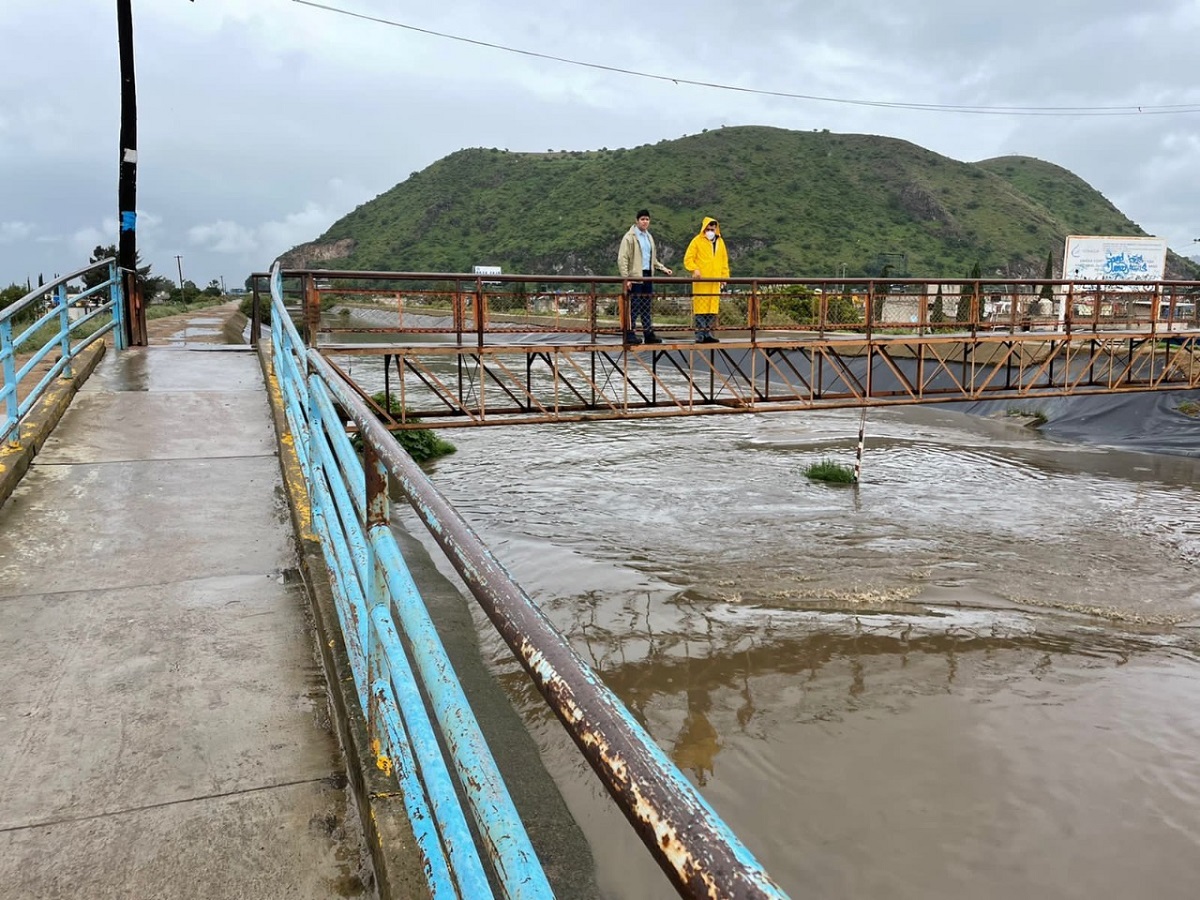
[260,269,1200,430]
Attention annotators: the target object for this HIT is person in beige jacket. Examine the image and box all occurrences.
[617,208,673,344]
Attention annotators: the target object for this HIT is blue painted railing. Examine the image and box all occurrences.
[270,266,552,898]
[268,265,788,899]
[0,260,126,444]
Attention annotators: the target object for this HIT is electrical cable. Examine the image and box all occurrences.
[291,0,1200,117]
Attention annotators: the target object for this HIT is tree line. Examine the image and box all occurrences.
[1,245,229,311]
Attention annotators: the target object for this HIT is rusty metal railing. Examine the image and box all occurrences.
[265,268,1200,342]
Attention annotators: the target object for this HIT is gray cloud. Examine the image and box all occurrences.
[2,0,1198,288]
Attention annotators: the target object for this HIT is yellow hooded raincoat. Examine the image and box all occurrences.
[683,217,729,316]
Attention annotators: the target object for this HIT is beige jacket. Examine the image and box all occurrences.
[618,225,670,279]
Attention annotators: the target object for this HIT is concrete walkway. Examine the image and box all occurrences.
[0,326,374,897]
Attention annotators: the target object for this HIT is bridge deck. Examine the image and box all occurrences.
[0,341,371,897]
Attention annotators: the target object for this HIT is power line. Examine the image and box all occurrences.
[292,0,1200,118]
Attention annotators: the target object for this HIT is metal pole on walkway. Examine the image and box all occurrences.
[116,0,146,345]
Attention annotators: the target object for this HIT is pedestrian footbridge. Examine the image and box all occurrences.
[266,267,1200,432]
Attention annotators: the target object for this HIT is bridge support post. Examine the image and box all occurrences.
[473,279,486,347]
[108,262,128,351]
[363,441,390,752]
[124,268,146,347]
[250,277,262,348]
[1,319,15,434]
[302,274,319,346]
[55,285,72,379]
[750,279,759,342]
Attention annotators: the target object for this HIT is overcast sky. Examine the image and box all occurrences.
[2,0,1199,290]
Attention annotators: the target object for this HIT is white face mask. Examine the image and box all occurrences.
[705,229,716,239]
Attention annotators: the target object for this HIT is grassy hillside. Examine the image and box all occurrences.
[281,125,1198,280]
[975,156,1136,237]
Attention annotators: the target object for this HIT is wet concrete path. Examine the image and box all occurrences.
[0,322,374,898]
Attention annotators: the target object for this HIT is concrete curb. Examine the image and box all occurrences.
[255,340,429,900]
[0,342,106,510]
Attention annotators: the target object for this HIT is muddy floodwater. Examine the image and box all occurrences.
[340,337,1200,898]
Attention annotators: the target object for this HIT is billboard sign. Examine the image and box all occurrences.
[1062,235,1166,285]
[473,264,502,285]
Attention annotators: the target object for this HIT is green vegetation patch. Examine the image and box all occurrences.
[804,458,857,484]
[1176,400,1200,418]
[368,391,456,464]
[238,293,271,325]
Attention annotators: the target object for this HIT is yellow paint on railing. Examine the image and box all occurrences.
[371,740,393,776]
[264,361,314,533]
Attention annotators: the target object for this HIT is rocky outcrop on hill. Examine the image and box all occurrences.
[276,237,357,269]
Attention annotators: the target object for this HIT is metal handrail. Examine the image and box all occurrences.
[261,268,1200,340]
[270,266,551,898]
[1,259,126,443]
[268,264,787,898]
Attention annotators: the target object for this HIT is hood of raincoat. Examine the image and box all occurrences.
[697,216,722,238]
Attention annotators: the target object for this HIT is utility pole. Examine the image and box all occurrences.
[220,275,226,296]
[176,255,185,300]
[116,0,145,344]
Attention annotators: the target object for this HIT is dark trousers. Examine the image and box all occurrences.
[694,313,717,339]
[629,271,654,334]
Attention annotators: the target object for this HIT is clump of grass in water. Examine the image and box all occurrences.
[1005,407,1048,427]
[355,391,456,464]
[804,458,857,484]
[1177,400,1200,418]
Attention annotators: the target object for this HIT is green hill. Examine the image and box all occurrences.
[280,125,1199,280]
[975,156,1146,238]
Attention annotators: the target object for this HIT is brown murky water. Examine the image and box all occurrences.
[397,405,1200,899]
[336,331,1200,898]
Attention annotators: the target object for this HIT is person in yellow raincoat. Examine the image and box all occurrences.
[682,216,729,343]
